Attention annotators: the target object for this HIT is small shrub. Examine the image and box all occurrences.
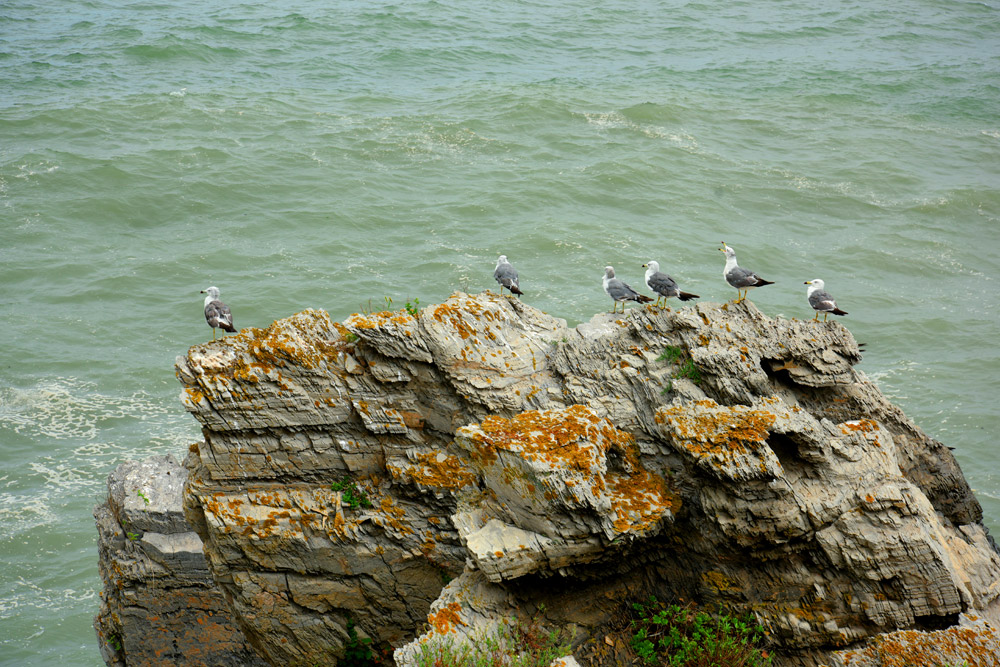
[405,298,421,317]
[331,476,373,509]
[630,597,770,667]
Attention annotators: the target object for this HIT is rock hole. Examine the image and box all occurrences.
[767,433,801,473]
[913,612,960,631]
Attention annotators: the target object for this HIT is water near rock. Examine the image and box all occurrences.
[93,293,1000,666]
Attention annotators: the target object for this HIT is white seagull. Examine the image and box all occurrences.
[642,260,699,308]
[493,255,523,297]
[804,279,848,322]
[719,242,775,304]
[603,266,653,314]
[201,286,236,340]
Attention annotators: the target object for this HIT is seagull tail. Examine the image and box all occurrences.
[509,285,524,296]
[831,308,848,316]
[222,323,237,332]
[677,291,700,301]
[636,294,654,303]
[757,279,776,287]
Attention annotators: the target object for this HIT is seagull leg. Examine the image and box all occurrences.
[813,312,819,321]
[213,328,217,341]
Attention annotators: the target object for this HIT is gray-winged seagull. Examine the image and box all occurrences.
[804,279,848,322]
[642,260,699,308]
[603,266,653,313]
[201,286,236,340]
[720,242,775,304]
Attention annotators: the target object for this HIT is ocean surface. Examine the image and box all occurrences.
[1,0,998,663]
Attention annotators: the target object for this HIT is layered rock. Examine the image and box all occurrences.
[94,455,267,666]
[167,292,1000,666]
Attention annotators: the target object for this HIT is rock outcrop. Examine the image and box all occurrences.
[93,455,267,667]
[99,291,1000,666]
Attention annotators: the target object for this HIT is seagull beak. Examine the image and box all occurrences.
[803,281,810,285]
[642,264,647,268]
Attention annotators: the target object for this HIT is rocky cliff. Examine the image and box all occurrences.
[98,291,1000,666]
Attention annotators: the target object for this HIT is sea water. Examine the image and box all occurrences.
[1,0,998,663]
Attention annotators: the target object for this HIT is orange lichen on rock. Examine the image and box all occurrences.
[390,451,478,491]
[658,399,776,457]
[427,602,466,635]
[607,465,678,534]
[344,310,417,331]
[428,302,477,340]
[838,622,1000,667]
[472,404,634,472]
[840,419,879,434]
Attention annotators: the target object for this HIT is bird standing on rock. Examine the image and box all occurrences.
[720,242,775,304]
[643,260,699,308]
[603,266,654,313]
[201,286,236,340]
[494,255,523,297]
[804,279,848,322]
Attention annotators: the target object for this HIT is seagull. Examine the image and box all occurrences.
[201,286,236,340]
[494,255,523,297]
[642,260,699,308]
[603,266,654,313]
[804,279,848,322]
[719,242,775,304]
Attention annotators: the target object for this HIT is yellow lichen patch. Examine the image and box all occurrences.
[392,452,478,491]
[427,302,478,340]
[840,419,879,434]
[473,405,634,472]
[344,310,417,330]
[659,400,776,457]
[606,465,677,534]
[427,602,466,635]
[839,623,1000,667]
[701,570,737,594]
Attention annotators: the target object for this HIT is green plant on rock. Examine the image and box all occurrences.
[135,488,150,505]
[336,617,387,666]
[657,345,702,390]
[630,597,771,667]
[405,298,421,317]
[331,476,373,509]
[414,609,572,667]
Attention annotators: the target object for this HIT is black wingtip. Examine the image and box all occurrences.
[758,279,776,286]
[510,286,524,296]
[831,308,848,316]
[637,295,655,303]
[677,292,700,301]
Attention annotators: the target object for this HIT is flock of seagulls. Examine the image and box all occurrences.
[199,242,847,340]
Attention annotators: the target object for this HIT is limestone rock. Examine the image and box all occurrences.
[94,455,266,667]
[157,292,1000,666]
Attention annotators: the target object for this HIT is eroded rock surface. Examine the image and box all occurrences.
[93,455,267,667]
[167,292,1000,666]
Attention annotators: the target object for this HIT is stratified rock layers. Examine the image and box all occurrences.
[172,293,1000,666]
[93,455,267,667]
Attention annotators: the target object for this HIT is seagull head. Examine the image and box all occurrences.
[604,266,615,278]
[643,261,659,272]
[804,279,825,290]
[201,286,221,299]
[497,255,508,264]
[720,242,736,258]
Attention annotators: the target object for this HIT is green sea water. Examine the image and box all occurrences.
[1,0,999,663]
